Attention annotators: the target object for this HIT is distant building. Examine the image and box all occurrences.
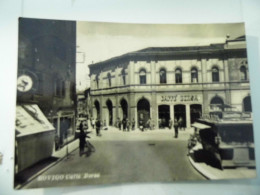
[88,36,251,129]
[17,18,77,148]
[77,88,91,119]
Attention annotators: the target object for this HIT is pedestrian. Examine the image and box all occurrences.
[103,119,108,130]
[146,117,151,130]
[117,117,122,130]
[91,117,95,129]
[132,118,135,130]
[169,118,173,130]
[174,118,179,138]
[178,116,184,131]
[126,119,130,131]
[139,119,144,131]
[122,117,127,131]
[95,118,101,136]
[79,121,86,156]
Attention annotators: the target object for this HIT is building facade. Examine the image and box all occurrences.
[17,18,77,148]
[88,36,252,129]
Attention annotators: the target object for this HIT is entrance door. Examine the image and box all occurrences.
[106,100,113,126]
[94,100,100,119]
[120,99,128,119]
[158,105,170,128]
[137,98,150,126]
[190,104,202,124]
[174,104,186,127]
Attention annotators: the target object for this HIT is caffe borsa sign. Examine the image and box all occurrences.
[159,94,202,103]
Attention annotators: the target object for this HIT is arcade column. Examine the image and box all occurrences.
[170,105,174,120]
[185,104,191,128]
[151,92,158,129]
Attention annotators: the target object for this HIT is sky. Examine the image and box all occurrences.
[76,21,245,91]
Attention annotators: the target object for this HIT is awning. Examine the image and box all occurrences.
[192,122,211,129]
[16,104,55,137]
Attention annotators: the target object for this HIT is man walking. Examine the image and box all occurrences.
[95,118,101,136]
[174,118,179,138]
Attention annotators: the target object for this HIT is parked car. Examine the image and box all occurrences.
[191,117,255,169]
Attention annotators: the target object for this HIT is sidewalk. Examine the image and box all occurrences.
[188,144,257,180]
[15,139,80,189]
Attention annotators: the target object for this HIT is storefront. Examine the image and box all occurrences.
[48,110,76,150]
[156,93,203,128]
[15,105,55,173]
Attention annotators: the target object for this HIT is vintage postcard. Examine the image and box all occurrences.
[14,17,256,189]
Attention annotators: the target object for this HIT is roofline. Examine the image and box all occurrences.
[88,46,246,68]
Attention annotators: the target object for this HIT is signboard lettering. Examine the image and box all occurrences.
[161,95,199,103]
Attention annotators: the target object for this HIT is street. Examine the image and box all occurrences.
[24,128,205,188]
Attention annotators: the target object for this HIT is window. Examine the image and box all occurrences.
[61,81,65,97]
[96,75,99,89]
[107,73,111,87]
[159,68,167,84]
[175,68,182,83]
[191,67,198,83]
[139,69,146,84]
[54,79,65,97]
[122,69,126,85]
[212,66,219,82]
[240,66,247,81]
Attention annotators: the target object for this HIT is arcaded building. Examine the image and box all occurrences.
[88,36,252,129]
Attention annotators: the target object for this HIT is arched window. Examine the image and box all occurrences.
[240,66,247,81]
[139,69,146,84]
[243,96,252,112]
[159,68,167,84]
[175,68,182,83]
[107,73,111,87]
[210,96,224,111]
[121,69,126,85]
[191,67,198,83]
[212,66,219,82]
[95,75,99,89]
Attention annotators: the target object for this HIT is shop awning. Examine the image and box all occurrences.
[192,122,211,129]
[16,104,55,137]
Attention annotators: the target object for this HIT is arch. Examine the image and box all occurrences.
[212,66,219,82]
[191,67,198,83]
[137,98,150,127]
[120,98,128,119]
[175,68,182,83]
[94,100,100,119]
[158,105,170,128]
[210,96,224,111]
[240,65,247,81]
[190,104,202,124]
[139,68,146,84]
[243,96,252,112]
[106,99,113,125]
[159,68,167,84]
[174,104,186,128]
[107,72,112,87]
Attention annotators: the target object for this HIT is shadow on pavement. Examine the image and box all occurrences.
[15,157,59,188]
[190,149,222,170]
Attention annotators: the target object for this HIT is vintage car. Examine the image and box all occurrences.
[191,116,255,169]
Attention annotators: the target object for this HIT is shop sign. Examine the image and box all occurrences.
[160,94,201,103]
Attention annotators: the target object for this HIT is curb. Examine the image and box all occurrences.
[188,149,217,180]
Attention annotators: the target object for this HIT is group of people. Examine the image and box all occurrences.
[116,117,135,131]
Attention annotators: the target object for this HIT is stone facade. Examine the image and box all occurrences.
[17,18,77,147]
[88,36,251,129]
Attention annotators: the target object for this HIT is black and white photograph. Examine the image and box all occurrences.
[14,17,256,189]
